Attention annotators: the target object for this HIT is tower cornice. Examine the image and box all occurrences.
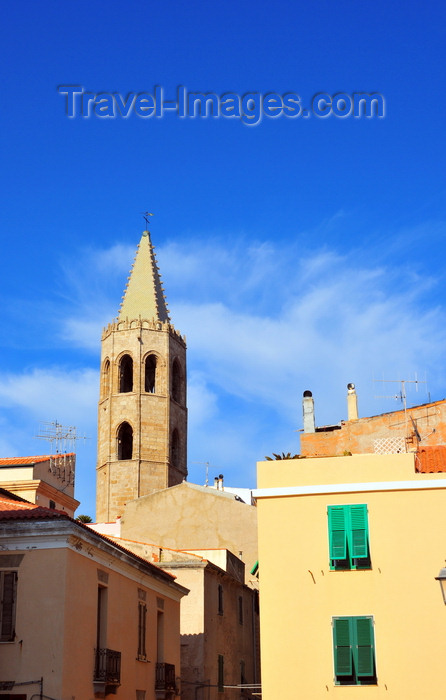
[101,317,186,347]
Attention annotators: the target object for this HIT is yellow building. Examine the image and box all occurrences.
[255,452,446,698]
[0,488,187,700]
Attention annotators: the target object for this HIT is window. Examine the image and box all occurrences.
[145,355,157,393]
[238,595,243,625]
[119,354,133,393]
[138,601,147,660]
[0,571,17,642]
[333,616,376,685]
[117,422,133,460]
[171,429,180,468]
[327,504,370,570]
[218,584,224,615]
[101,359,110,397]
[172,359,182,403]
[217,654,224,692]
[240,659,246,685]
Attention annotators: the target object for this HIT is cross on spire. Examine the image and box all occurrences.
[142,211,153,230]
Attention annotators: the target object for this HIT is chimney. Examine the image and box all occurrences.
[302,390,315,433]
[214,476,219,489]
[218,473,224,491]
[347,383,358,421]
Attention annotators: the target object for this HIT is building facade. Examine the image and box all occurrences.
[0,489,187,700]
[255,452,446,698]
[0,454,79,517]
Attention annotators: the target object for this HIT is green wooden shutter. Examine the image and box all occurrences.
[333,618,352,676]
[349,505,368,559]
[355,617,374,677]
[328,506,347,560]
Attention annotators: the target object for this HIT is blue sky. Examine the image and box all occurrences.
[1,0,446,518]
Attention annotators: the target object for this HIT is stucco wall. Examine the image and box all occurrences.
[256,453,446,698]
[120,483,258,583]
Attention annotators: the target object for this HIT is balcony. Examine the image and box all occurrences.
[155,662,176,692]
[94,648,121,689]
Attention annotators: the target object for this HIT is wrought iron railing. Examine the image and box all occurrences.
[94,648,121,685]
[155,662,176,691]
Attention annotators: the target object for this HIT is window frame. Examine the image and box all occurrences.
[137,601,147,660]
[328,504,370,570]
[217,654,224,692]
[332,615,376,685]
[0,571,17,642]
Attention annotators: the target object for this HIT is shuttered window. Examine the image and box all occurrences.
[333,616,376,684]
[0,571,17,642]
[327,505,370,570]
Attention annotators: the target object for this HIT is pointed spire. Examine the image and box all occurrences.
[118,230,170,323]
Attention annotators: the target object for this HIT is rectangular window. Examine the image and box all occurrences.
[238,595,243,625]
[328,504,370,570]
[138,601,147,659]
[218,584,224,615]
[240,659,246,685]
[0,571,17,642]
[333,616,376,685]
[217,654,224,692]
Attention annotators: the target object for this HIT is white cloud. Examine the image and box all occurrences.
[2,225,446,507]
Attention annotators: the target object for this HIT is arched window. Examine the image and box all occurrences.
[117,422,133,460]
[172,359,182,404]
[145,355,157,393]
[119,354,133,393]
[171,429,180,467]
[101,359,110,398]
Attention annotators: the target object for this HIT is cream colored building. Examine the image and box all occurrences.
[0,488,187,700]
[255,452,446,698]
[0,453,79,516]
[87,536,260,700]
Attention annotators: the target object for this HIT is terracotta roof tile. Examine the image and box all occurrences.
[0,492,69,520]
[416,446,446,473]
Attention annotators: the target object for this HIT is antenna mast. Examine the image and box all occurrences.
[374,375,427,448]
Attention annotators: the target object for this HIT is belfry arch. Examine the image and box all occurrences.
[119,354,133,393]
[117,422,133,460]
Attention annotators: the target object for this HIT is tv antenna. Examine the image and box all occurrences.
[191,461,222,488]
[34,420,88,454]
[374,375,427,443]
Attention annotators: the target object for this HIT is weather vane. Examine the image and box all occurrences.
[142,211,153,229]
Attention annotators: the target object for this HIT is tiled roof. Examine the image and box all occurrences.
[0,454,75,466]
[0,492,177,584]
[416,446,446,473]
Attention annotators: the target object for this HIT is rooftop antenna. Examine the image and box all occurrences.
[33,421,89,486]
[374,375,427,447]
[142,211,153,230]
[190,461,222,488]
[34,420,88,454]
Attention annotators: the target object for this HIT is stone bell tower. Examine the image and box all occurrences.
[96,229,187,522]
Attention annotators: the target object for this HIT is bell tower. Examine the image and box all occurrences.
[96,229,187,522]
